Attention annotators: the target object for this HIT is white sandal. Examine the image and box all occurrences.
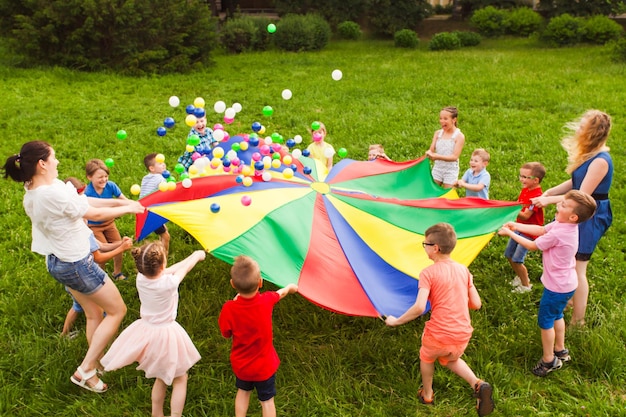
[70,366,108,393]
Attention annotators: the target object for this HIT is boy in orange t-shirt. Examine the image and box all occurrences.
[385,223,494,417]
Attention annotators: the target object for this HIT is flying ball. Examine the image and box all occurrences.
[187,134,200,146]
[282,89,292,100]
[182,178,192,188]
[164,117,175,128]
[212,147,225,159]
[130,184,141,196]
[210,203,220,213]
[302,149,311,157]
[169,96,180,107]
[158,181,169,192]
[232,102,243,113]
[282,168,294,179]
[311,121,321,131]
[185,104,195,114]
[185,114,197,127]
[332,69,343,81]
[251,121,262,132]
[267,23,277,33]
[162,170,171,179]
[214,100,227,113]
[262,106,273,117]
[303,166,312,175]
[242,176,253,187]
[116,130,127,140]
[241,195,252,206]
[193,107,206,118]
[174,163,185,174]
[157,126,167,136]
[193,97,205,108]
[105,158,114,168]
[155,153,165,163]
[338,148,348,158]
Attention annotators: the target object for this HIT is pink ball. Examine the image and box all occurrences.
[252,152,262,162]
[260,145,271,156]
[191,152,201,161]
[241,195,252,206]
[231,157,241,166]
[271,143,282,152]
[223,131,230,140]
[313,132,323,142]
[223,166,231,173]
[224,117,234,124]
[213,123,224,131]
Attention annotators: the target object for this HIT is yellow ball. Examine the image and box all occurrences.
[242,176,253,187]
[167,181,176,191]
[271,159,281,169]
[185,114,197,127]
[211,157,222,168]
[283,168,294,179]
[130,184,141,196]
[155,153,165,163]
[242,165,252,176]
[258,125,266,135]
[188,165,199,176]
[158,181,168,192]
[239,141,249,151]
[186,144,195,153]
[213,147,225,159]
[282,155,293,165]
[193,97,205,108]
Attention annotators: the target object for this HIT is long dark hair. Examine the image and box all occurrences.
[2,141,52,183]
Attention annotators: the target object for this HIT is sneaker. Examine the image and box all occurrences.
[509,276,522,287]
[554,349,571,362]
[474,380,495,416]
[512,284,532,293]
[531,357,562,377]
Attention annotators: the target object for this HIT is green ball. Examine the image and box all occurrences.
[267,23,277,34]
[105,158,114,168]
[175,163,185,174]
[116,130,127,140]
[231,142,241,152]
[311,121,321,131]
[179,172,190,180]
[187,134,200,146]
[262,106,273,117]
[338,148,348,158]
[272,152,281,160]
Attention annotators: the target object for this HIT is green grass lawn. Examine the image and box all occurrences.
[0,38,625,416]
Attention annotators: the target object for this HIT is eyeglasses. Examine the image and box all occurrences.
[518,174,536,180]
[422,242,436,247]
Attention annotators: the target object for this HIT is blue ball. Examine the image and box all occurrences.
[185,104,195,114]
[249,136,260,147]
[286,138,296,148]
[163,117,175,128]
[254,161,265,171]
[235,175,244,184]
[290,164,298,172]
[162,170,171,179]
[302,149,311,157]
[156,126,167,136]
[210,203,220,213]
[193,107,206,118]
[303,166,312,175]
[222,159,231,167]
[251,122,262,132]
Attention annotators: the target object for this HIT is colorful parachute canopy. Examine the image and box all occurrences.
[136,136,520,317]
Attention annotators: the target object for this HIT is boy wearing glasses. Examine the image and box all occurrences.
[504,162,546,293]
[385,223,494,417]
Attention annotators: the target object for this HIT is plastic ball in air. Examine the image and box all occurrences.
[338,148,348,158]
[302,149,310,157]
[241,195,252,206]
[105,158,114,168]
[185,104,195,114]
[323,147,335,158]
[158,182,168,192]
[193,107,205,118]
[162,170,171,179]
[193,97,205,108]
[303,166,312,175]
[116,130,127,140]
[155,154,165,163]
[212,147,225,159]
[185,114,197,127]
[212,129,225,142]
[294,134,303,144]
[311,121,321,131]
[282,89,292,100]
[164,117,175,128]
[182,178,192,188]
[157,127,167,137]
[187,135,200,146]
[242,177,253,187]
[262,106,273,117]
[175,163,185,174]
[267,23,276,33]
[251,122,262,132]
[169,96,180,107]
[282,168,294,179]
[332,69,343,81]
[210,203,220,213]
[130,184,141,196]
[214,100,226,113]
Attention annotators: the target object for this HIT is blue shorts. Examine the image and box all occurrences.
[154,224,167,235]
[47,253,107,295]
[236,374,276,402]
[504,232,531,263]
[537,288,576,330]
[65,286,84,313]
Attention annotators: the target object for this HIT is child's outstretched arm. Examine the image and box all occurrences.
[93,236,133,264]
[165,250,206,283]
[385,288,429,327]
[498,222,541,251]
[277,283,298,299]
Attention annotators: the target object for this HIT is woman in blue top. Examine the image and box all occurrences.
[533,110,613,327]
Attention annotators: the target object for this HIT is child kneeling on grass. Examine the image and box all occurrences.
[498,190,596,376]
[385,223,494,417]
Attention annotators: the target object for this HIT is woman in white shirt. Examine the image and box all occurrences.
[3,141,145,393]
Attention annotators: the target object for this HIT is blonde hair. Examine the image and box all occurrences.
[564,190,596,224]
[562,110,611,174]
[85,158,110,177]
[424,223,457,254]
[230,255,261,294]
[472,148,490,163]
[132,241,166,278]
[368,144,391,161]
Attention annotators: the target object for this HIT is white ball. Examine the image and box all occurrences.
[324,147,335,158]
[264,136,273,145]
[182,178,192,188]
[232,102,243,113]
[281,89,292,100]
[169,96,180,107]
[212,129,225,142]
[294,134,303,144]
[214,100,227,113]
[262,171,272,182]
[331,69,343,81]
[226,150,237,160]
[291,148,302,159]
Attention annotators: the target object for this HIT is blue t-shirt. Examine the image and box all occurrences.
[461,168,490,199]
[84,181,122,225]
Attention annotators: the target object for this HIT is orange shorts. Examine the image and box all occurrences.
[420,332,469,366]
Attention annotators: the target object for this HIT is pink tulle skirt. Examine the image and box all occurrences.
[101,319,201,386]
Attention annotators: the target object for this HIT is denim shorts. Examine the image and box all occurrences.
[537,288,576,330]
[504,232,531,263]
[236,374,276,402]
[47,253,107,295]
[64,286,84,313]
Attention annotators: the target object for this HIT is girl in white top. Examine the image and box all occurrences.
[426,106,466,188]
[2,141,145,393]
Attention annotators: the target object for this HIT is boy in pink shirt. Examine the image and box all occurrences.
[498,190,596,376]
[386,223,494,417]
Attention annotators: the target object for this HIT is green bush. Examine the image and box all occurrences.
[582,15,623,44]
[609,36,626,62]
[273,14,332,52]
[453,31,482,46]
[0,0,216,75]
[273,0,368,28]
[394,29,419,48]
[505,7,543,37]
[249,16,275,51]
[337,21,362,40]
[220,17,260,53]
[470,6,508,37]
[428,32,462,50]
[368,0,432,37]
[536,0,625,18]
[541,13,584,46]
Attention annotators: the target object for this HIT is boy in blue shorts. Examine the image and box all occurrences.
[498,190,596,376]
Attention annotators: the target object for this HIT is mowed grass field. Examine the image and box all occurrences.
[0,38,625,416]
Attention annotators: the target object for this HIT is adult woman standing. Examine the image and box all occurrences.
[2,141,145,392]
[532,110,613,326]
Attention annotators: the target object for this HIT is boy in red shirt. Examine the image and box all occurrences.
[385,223,494,417]
[219,255,298,417]
[505,162,546,293]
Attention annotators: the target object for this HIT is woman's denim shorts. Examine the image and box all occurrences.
[47,253,107,295]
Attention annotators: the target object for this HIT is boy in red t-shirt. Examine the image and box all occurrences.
[218,255,298,417]
[385,223,494,417]
[505,162,546,293]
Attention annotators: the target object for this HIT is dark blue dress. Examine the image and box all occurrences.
[571,151,613,256]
